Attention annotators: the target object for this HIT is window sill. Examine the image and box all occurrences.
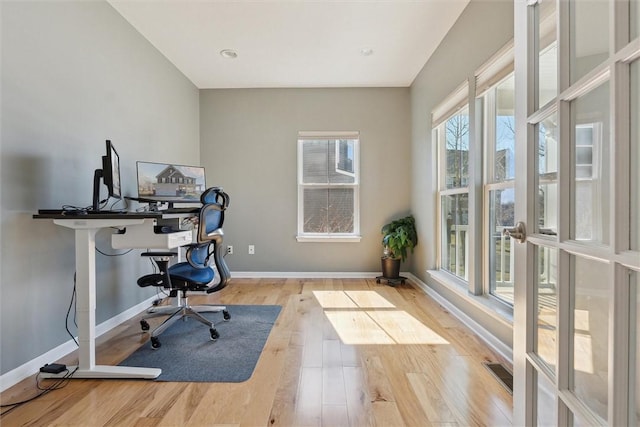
[296,235,362,243]
[427,269,513,326]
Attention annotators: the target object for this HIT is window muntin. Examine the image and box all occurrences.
[297,133,360,241]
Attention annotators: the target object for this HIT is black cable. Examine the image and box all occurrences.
[95,246,132,257]
[66,273,78,346]
[0,367,78,417]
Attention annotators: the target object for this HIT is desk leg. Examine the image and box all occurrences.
[44,228,161,379]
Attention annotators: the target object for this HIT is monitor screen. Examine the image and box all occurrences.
[103,140,121,199]
[136,161,206,204]
[92,139,122,211]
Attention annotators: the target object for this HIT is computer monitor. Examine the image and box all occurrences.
[136,161,206,206]
[92,140,122,211]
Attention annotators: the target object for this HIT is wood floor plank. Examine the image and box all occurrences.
[342,366,375,427]
[0,278,513,427]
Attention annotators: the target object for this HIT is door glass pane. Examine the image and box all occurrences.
[537,114,559,236]
[536,369,557,426]
[631,61,640,251]
[572,411,593,427]
[441,193,469,280]
[536,246,558,370]
[494,75,515,182]
[537,0,557,108]
[629,271,640,425]
[633,0,640,40]
[634,270,640,425]
[571,82,610,244]
[489,188,515,304]
[572,255,609,421]
[444,110,470,189]
[570,0,609,84]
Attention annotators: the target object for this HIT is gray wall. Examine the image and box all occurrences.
[199,88,411,272]
[410,0,515,346]
[0,0,512,380]
[0,1,199,375]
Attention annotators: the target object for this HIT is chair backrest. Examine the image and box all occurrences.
[197,187,229,244]
[185,187,231,291]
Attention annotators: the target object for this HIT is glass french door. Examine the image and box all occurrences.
[514,0,640,425]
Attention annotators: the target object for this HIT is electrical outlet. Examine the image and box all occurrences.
[227,245,233,255]
[248,245,255,255]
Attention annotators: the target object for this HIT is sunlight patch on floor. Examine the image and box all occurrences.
[314,290,449,345]
[324,311,396,344]
[312,290,359,308]
[367,310,449,344]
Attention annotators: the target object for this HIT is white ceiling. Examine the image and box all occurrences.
[108,0,470,89]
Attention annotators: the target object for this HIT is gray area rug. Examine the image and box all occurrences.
[119,304,282,382]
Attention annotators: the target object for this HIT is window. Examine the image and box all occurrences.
[432,44,518,309]
[435,94,470,280]
[297,131,360,242]
[482,73,516,305]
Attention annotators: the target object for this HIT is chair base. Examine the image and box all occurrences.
[140,296,229,349]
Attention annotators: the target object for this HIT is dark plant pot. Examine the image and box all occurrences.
[381,257,401,279]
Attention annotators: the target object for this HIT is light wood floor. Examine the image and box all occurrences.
[1,278,513,426]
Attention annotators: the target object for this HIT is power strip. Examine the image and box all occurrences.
[39,363,67,374]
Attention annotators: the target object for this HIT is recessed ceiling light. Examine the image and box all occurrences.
[360,48,374,56]
[220,49,238,59]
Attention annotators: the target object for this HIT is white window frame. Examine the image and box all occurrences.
[481,73,517,305]
[434,80,470,281]
[296,131,361,243]
[430,44,520,317]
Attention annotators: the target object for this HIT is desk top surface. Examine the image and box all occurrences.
[33,210,164,220]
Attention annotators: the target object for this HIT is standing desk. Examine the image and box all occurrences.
[33,211,194,379]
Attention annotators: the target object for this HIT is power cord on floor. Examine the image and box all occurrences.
[0,364,78,417]
[0,271,82,418]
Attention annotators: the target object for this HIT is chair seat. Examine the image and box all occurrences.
[168,262,215,287]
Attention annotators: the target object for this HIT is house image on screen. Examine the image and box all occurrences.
[153,165,202,198]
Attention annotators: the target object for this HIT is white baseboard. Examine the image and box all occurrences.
[405,273,513,363]
[230,271,384,279]
[0,295,157,393]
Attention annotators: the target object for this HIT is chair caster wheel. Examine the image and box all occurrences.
[223,310,231,321]
[151,337,161,349]
[210,328,220,341]
[140,320,150,331]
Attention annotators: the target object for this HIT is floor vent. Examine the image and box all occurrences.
[483,362,513,395]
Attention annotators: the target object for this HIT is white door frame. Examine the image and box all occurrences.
[514,0,640,425]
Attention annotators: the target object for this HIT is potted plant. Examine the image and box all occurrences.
[380,215,418,281]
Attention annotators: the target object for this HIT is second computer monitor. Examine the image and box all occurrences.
[136,161,206,204]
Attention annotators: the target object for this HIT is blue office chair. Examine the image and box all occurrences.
[137,187,231,349]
